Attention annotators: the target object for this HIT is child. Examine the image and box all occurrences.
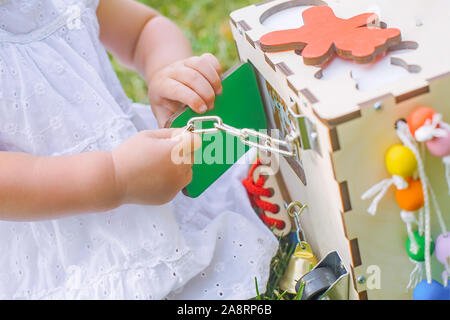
[0,0,278,299]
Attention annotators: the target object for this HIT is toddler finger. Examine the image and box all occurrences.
[184,57,222,96]
[179,166,194,188]
[201,53,222,76]
[164,130,201,165]
[183,132,201,166]
[151,106,177,128]
[172,131,201,152]
[166,78,208,114]
[143,128,180,139]
[170,68,216,111]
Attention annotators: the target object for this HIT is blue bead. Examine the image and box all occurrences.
[413,280,450,300]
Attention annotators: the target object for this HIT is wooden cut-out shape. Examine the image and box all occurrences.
[260,6,402,65]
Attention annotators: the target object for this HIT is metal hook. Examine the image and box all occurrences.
[286,201,308,249]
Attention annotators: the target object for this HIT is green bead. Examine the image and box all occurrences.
[406,230,435,261]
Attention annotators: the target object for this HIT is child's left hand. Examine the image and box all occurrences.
[147,53,223,128]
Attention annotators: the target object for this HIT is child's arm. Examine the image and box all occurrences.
[97,0,190,74]
[0,151,120,221]
[0,130,198,221]
[97,0,223,127]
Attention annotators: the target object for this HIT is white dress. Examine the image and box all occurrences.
[0,0,278,299]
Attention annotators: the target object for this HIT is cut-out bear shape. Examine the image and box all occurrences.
[260,6,402,65]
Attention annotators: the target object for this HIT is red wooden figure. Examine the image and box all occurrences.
[260,6,402,65]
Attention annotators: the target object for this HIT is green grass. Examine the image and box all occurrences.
[113,0,298,300]
[113,0,255,103]
[256,238,303,300]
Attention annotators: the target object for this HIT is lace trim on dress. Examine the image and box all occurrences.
[0,1,87,43]
[13,248,196,300]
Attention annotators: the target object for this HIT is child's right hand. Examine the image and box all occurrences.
[112,128,201,206]
[147,53,223,128]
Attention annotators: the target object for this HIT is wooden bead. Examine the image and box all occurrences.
[413,279,450,300]
[406,230,435,262]
[435,232,450,266]
[395,178,424,211]
[385,145,417,178]
[426,127,450,158]
[408,106,436,138]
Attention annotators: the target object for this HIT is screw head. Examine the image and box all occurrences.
[373,102,383,111]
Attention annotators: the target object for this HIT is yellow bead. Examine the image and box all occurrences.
[385,145,417,177]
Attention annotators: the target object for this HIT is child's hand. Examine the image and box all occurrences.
[147,53,222,127]
[112,129,201,205]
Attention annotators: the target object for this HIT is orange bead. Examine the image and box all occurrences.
[395,178,424,211]
[408,107,436,138]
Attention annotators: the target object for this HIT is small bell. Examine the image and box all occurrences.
[279,201,317,294]
[280,241,317,294]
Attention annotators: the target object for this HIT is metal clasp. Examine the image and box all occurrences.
[185,116,297,158]
[286,201,308,249]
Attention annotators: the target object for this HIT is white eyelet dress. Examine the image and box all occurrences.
[0,0,278,299]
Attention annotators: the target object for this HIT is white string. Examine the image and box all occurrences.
[428,186,448,237]
[407,259,424,291]
[444,156,450,195]
[416,115,448,231]
[362,176,408,215]
[417,143,425,238]
[443,266,449,287]
[396,121,432,284]
[414,113,450,195]
[441,122,450,131]
[401,210,419,254]
[420,141,426,166]
[414,114,447,142]
[418,207,424,236]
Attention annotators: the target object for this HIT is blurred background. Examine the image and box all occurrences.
[113,0,255,103]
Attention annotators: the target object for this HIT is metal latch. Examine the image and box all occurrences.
[296,251,349,300]
[287,107,319,153]
[185,116,298,158]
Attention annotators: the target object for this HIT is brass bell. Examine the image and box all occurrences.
[280,241,317,294]
[280,201,318,294]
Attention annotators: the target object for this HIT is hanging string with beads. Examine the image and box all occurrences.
[361,143,419,246]
[396,121,433,284]
[361,175,408,215]
[408,107,450,195]
[361,122,435,289]
[407,107,450,291]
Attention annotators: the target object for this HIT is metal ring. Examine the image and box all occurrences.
[186,116,223,134]
[287,201,307,218]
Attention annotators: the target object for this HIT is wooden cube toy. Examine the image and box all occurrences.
[230,0,450,300]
